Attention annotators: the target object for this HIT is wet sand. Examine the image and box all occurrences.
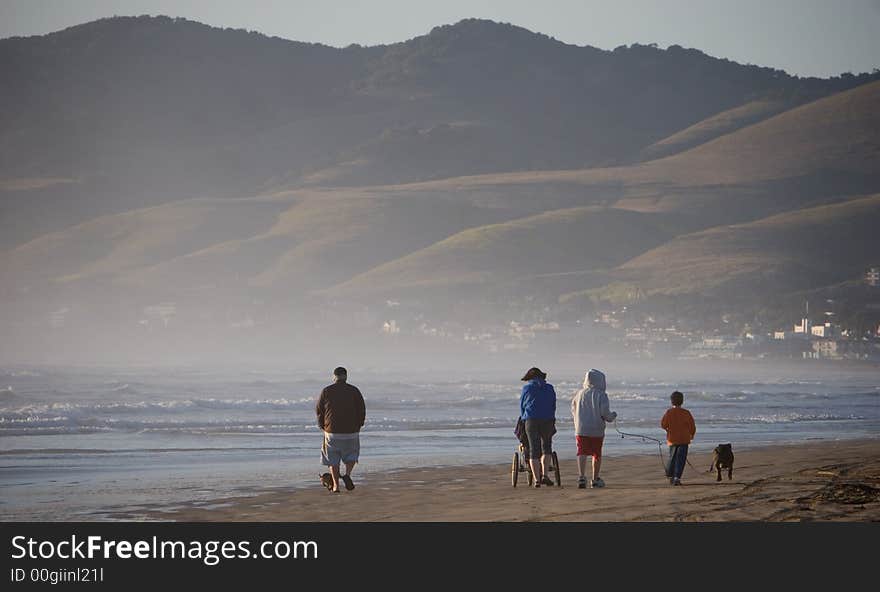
[119,439,880,522]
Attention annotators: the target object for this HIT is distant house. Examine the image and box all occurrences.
[810,323,835,338]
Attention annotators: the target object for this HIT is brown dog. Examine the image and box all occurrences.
[709,443,734,481]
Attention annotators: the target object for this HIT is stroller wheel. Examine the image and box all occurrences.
[511,453,519,487]
[552,451,562,488]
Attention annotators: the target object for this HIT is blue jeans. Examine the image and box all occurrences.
[666,444,689,480]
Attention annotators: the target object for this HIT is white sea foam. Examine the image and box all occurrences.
[0,373,877,443]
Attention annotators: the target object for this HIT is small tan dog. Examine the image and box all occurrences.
[709,443,734,481]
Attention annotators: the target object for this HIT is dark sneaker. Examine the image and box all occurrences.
[577,477,587,489]
[673,478,682,486]
[590,477,605,488]
[541,476,554,486]
[341,474,355,491]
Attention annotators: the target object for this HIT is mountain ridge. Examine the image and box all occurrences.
[3,15,877,248]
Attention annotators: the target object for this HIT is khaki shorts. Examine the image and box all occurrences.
[321,432,360,466]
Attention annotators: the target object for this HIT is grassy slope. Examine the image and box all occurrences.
[1,186,536,300]
[324,82,880,297]
[638,99,791,161]
[639,79,880,185]
[329,207,683,295]
[0,197,290,288]
[2,82,878,307]
[118,193,511,294]
[588,194,880,301]
[373,79,880,198]
[315,81,880,224]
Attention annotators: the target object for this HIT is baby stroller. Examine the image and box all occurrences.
[511,418,562,487]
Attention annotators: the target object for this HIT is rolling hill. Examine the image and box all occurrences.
[587,194,880,304]
[638,98,793,161]
[1,16,879,363]
[2,77,879,310]
[329,207,683,295]
[316,81,880,299]
[2,16,876,248]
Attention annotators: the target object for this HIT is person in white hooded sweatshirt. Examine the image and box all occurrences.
[571,369,617,489]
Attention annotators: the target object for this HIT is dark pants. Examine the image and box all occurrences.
[666,444,689,480]
[524,418,554,460]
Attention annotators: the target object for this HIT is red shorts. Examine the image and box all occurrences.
[576,436,604,459]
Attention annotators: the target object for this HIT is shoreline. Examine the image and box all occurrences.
[103,437,880,522]
[2,357,878,379]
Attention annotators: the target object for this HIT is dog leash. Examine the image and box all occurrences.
[613,420,711,479]
[612,421,667,471]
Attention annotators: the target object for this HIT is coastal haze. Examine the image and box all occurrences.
[1,11,879,521]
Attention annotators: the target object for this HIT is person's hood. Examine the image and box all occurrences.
[584,369,606,391]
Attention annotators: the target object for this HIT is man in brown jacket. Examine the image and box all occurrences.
[316,367,366,492]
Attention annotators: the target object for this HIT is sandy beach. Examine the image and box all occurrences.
[118,438,880,522]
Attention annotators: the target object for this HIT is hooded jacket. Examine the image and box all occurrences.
[571,369,617,437]
[520,378,556,420]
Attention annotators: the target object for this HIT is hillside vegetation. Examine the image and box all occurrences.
[2,16,876,247]
[1,16,879,362]
[593,194,880,302]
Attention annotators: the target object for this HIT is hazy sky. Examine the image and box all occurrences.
[2,0,879,77]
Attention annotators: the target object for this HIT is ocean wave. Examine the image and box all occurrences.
[107,383,139,395]
[0,408,872,437]
[363,396,519,411]
[0,369,42,378]
[460,382,514,394]
[734,413,865,424]
[0,415,320,436]
[238,379,278,387]
[1,397,319,416]
[609,392,662,402]
[619,381,701,389]
[609,411,868,428]
[364,417,517,431]
[0,412,521,436]
[688,390,878,402]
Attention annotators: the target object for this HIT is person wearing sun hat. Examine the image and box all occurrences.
[519,367,557,488]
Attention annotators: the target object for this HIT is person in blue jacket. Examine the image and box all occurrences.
[519,367,557,487]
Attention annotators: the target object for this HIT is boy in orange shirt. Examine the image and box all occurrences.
[660,391,696,486]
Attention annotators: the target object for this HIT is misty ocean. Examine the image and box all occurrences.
[1,365,878,520]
